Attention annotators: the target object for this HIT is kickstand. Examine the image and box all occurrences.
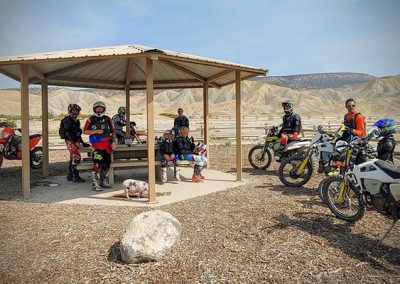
[377,219,397,245]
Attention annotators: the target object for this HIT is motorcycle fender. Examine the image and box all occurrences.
[362,179,382,195]
[389,184,400,201]
[286,141,310,151]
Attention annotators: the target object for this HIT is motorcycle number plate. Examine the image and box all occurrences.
[347,173,358,185]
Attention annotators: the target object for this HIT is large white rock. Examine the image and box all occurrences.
[120,210,181,263]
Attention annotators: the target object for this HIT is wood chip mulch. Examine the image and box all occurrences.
[0,145,399,283]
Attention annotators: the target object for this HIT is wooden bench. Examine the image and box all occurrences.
[77,157,191,184]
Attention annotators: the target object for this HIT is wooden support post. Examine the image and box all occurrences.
[21,64,30,198]
[41,80,49,178]
[125,87,131,135]
[203,82,210,167]
[146,58,156,203]
[235,70,242,181]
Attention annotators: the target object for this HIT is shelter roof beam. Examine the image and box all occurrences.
[159,59,221,89]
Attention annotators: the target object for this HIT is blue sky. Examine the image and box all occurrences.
[0,0,399,88]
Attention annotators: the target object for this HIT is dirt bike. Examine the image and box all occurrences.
[116,121,147,145]
[0,127,43,169]
[278,125,335,187]
[248,124,310,170]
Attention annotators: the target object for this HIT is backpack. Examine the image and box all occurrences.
[59,117,68,139]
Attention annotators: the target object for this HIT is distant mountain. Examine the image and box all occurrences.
[251,72,377,89]
[1,74,399,120]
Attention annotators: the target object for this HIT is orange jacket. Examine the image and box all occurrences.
[344,113,365,138]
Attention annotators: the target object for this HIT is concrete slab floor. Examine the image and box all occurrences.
[29,167,247,207]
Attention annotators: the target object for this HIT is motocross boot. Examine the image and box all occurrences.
[91,171,102,192]
[100,170,112,188]
[161,167,168,183]
[72,169,85,183]
[192,165,204,183]
[192,173,203,183]
[67,165,74,181]
[174,167,181,181]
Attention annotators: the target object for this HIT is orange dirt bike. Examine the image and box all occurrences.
[0,127,43,169]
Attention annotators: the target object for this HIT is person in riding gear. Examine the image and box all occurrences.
[61,103,90,183]
[176,126,207,182]
[374,118,397,163]
[112,106,127,144]
[279,100,302,144]
[343,98,365,140]
[83,101,117,191]
[173,108,189,136]
[159,130,180,183]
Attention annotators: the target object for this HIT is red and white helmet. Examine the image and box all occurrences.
[194,142,207,154]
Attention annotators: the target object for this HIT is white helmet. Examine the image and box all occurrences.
[93,101,106,117]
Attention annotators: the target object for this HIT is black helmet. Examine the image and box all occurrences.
[93,101,106,117]
[68,104,81,118]
[118,106,126,117]
[282,100,294,114]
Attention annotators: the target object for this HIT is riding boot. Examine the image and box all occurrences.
[67,164,74,181]
[174,166,181,181]
[72,169,85,183]
[100,170,112,188]
[91,171,102,191]
[192,165,204,183]
[161,167,168,183]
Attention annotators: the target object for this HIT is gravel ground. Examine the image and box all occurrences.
[0,145,399,283]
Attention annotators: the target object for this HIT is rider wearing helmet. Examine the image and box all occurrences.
[279,100,302,145]
[176,126,207,182]
[374,118,397,163]
[112,106,127,144]
[60,103,90,183]
[83,101,117,191]
[159,130,180,183]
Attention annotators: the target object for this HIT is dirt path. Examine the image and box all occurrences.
[0,145,399,283]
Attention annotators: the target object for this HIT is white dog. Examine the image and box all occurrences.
[122,179,149,199]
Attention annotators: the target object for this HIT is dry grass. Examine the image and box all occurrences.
[0,145,399,283]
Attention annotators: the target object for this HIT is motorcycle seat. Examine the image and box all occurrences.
[288,137,311,142]
[374,160,400,179]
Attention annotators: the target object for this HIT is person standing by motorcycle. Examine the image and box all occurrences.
[373,118,397,163]
[343,98,365,140]
[112,106,127,144]
[60,104,90,183]
[83,101,117,191]
[277,101,302,158]
[173,108,189,137]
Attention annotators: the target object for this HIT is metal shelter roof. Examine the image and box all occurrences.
[0,44,267,89]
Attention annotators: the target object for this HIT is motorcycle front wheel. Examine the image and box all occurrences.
[30,147,43,169]
[278,155,313,187]
[248,144,272,170]
[323,175,365,222]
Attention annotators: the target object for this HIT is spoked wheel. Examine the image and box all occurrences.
[248,145,272,170]
[278,155,313,187]
[30,147,43,169]
[323,175,365,222]
[318,177,328,203]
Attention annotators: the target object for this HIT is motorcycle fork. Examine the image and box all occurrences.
[337,178,349,205]
[295,156,309,175]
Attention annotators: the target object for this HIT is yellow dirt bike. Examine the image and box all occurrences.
[248,124,310,170]
[278,125,335,187]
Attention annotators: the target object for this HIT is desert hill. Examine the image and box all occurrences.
[0,74,399,120]
[251,72,377,89]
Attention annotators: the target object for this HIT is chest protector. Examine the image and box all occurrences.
[160,131,176,155]
[282,113,301,134]
[89,116,111,138]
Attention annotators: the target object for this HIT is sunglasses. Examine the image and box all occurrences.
[346,104,355,107]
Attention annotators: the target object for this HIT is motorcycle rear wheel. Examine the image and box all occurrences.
[323,176,365,222]
[278,155,313,187]
[30,147,43,169]
[248,145,272,170]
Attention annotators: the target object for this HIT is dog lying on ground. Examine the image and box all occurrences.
[122,179,149,199]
